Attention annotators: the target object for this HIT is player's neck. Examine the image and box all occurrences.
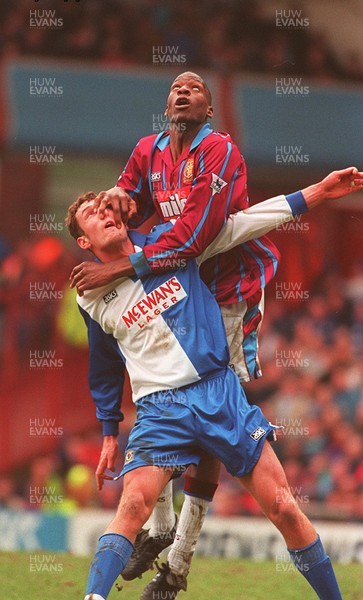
[169,122,203,163]
[95,239,135,263]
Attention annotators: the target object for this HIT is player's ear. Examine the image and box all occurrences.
[77,235,91,251]
[164,106,169,117]
[207,105,213,119]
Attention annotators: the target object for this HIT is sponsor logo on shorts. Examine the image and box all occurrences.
[103,289,118,304]
[250,426,266,441]
[121,277,187,330]
[210,173,228,195]
[125,449,134,464]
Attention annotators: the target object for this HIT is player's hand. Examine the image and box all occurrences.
[70,260,117,295]
[96,435,119,491]
[94,187,137,227]
[321,166,363,199]
[70,257,134,295]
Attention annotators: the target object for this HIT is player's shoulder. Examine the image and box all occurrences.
[136,133,167,152]
[202,129,237,150]
[200,129,245,161]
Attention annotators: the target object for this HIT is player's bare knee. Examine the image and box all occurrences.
[269,488,302,528]
[119,489,150,526]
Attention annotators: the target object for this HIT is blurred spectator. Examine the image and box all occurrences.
[0,0,362,82]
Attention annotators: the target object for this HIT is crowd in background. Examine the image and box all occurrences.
[0,0,362,522]
[1,235,362,519]
[1,0,363,82]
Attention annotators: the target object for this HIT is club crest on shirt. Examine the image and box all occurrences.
[183,158,194,184]
[250,426,266,441]
[210,173,228,195]
[151,171,161,182]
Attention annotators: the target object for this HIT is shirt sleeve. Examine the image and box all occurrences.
[129,138,247,278]
[197,192,308,264]
[79,306,125,436]
[117,141,156,229]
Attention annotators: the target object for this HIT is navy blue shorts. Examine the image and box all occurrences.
[121,367,274,479]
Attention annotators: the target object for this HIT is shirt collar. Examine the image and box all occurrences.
[156,122,213,152]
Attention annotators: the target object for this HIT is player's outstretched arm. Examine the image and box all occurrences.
[197,166,363,263]
[70,167,363,294]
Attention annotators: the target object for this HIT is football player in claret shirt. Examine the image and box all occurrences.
[70,72,282,592]
[66,166,363,599]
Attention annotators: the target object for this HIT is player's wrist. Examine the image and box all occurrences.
[301,182,327,209]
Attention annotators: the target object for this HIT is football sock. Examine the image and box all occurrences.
[288,535,342,599]
[85,533,133,599]
[148,479,175,538]
[168,494,209,577]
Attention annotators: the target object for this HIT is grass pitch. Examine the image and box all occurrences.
[1,551,362,599]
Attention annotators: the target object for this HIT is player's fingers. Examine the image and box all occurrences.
[96,473,113,491]
[69,265,82,287]
[94,192,107,218]
[349,168,363,190]
[107,456,116,471]
[128,198,137,220]
[119,197,129,226]
[112,200,123,228]
[69,265,86,288]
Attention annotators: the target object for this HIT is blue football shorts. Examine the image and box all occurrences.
[121,366,274,479]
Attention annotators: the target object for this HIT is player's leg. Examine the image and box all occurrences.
[167,452,220,577]
[140,300,264,598]
[139,452,220,600]
[122,479,178,581]
[238,441,342,599]
[145,297,264,592]
[84,466,172,600]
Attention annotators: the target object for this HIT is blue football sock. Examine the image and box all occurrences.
[288,535,342,599]
[85,533,134,599]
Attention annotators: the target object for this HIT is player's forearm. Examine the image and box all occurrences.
[301,182,327,210]
[102,256,136,279]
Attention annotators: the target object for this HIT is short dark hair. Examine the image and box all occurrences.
[65,191,96,240]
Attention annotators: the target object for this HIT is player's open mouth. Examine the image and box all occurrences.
[175,98,190,107]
